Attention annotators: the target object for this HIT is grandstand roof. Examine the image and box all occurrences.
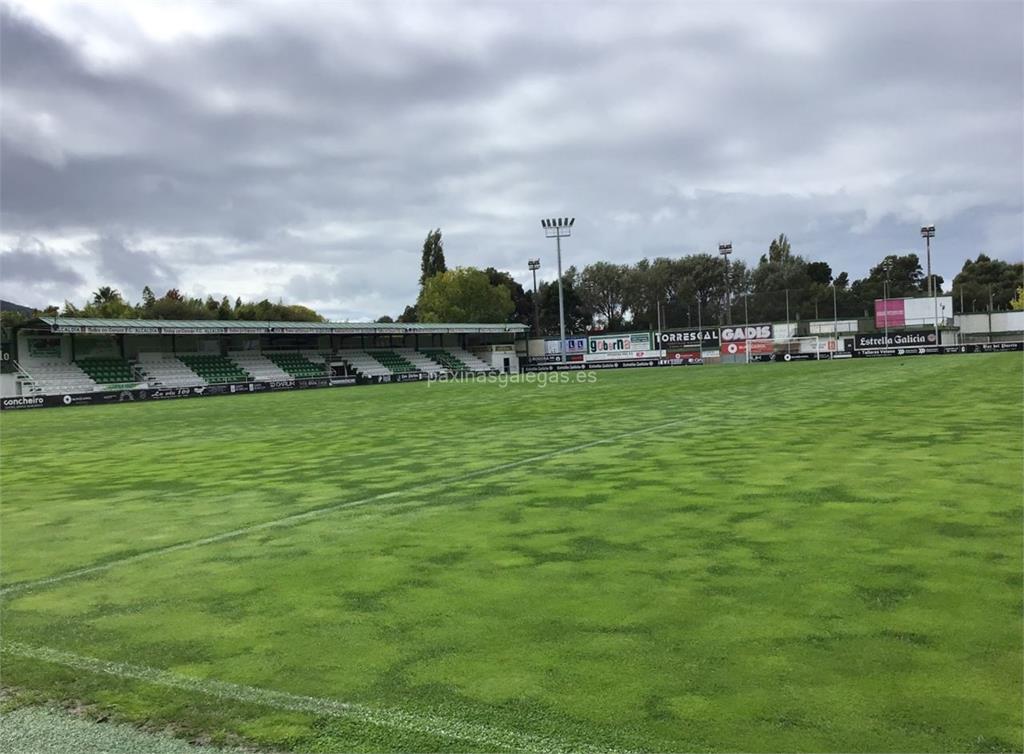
[28,317,528,336]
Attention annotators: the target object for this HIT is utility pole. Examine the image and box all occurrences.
[528,258,541,338]
[832,281,838,356]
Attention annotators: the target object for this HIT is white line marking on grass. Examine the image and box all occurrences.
[1,419,683,597]
[2,641,629,754]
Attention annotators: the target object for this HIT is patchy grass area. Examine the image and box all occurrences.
[1,355,1021,752]
[0,702,234,754]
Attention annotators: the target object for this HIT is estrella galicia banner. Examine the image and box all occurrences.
[720,324,774,342]
[657,329,720,349]
[854,331,938,350]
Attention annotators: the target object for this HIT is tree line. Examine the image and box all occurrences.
[2,230,1020,334]
[391,230,1023,333]
[0,286,325,330]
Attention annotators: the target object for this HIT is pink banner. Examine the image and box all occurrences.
[875,298,906,328]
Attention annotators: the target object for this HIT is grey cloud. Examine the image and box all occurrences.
[0,1,1020,318]
[85,235,178,295]
[0,244,84,286]
[0,238,86,308]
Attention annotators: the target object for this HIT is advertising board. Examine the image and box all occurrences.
[586,332,653,360]
[854,331,938,349]
[720,324,774,342]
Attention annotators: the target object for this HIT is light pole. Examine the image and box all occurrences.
[528,258,541,338]
[718,243,732,325]
[921,224,938,344]
[743,293,750,364]
[541,217,574,362]
[883,259,893,348]
[832,281,838,356]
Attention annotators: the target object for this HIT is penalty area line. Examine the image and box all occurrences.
[1,418,683,598]
[2,641,628,754]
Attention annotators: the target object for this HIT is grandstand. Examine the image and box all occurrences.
[1,317,523,401]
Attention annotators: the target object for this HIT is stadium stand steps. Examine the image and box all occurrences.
[16,360,97,395]
[75,357,135,386]
[136,354,205,388]
[423,349,469,371]
[266,352,327,379]
[368,350,417,373]
[178,354,251,384]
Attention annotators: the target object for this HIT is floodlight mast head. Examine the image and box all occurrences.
[528,258,541,271]
[920,224,936,238]
[541,217,574,238]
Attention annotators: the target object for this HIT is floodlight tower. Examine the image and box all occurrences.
[528,258,541,337]
[921,224,938,343]
[541,217,574,362]
[718,242,733,325]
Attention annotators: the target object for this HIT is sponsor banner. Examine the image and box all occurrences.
[26,336,63,359]
[657,329,720,348]
[720,339,774,356]
[360,372,432,385]
[854,331,938,350]
[970,341,1024,353]
[875,299,906,328]
[544,337,587,356]
[849,342,1023,358]
[1,395,49,410]
[587,332,653,360]
[720,324,774,342]
[1,376,354,410]
[664,349,701,363]
[522,358,695,373]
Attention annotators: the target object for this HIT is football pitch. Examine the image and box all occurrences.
[1,355,1021,753]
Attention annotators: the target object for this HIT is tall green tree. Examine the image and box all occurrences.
[417,268,514,323]
[83,287,136,318]
[951,254,1023,312]
[537,266,592,334]
[580,262,629,330]
[483,267,532,325]
[749,235,813,321]
[419,228,448,287]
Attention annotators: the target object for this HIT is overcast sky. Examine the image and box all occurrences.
[1,0,1021,320]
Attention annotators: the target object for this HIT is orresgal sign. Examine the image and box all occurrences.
[657,329,720,348]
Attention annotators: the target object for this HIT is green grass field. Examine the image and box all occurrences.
[1,355,1021,753]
